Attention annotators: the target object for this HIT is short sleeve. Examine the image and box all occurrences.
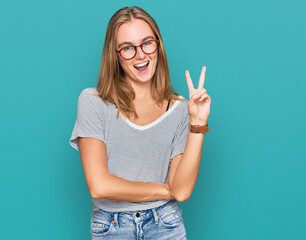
[69,88,105,151]
[170,101,189,160]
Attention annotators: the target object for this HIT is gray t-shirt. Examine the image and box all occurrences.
[69,87,189,212]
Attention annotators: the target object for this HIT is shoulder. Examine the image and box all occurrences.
[75,88,112,118]
[169,95,189,125]
[176,95,189,116]
[78,87,108,108]
[78,87,99,100]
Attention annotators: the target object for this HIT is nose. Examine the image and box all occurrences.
[135,46,145,59]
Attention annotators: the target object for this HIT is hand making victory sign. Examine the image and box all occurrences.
[185,66,211,125]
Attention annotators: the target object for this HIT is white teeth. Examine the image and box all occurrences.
[134,61,149,67]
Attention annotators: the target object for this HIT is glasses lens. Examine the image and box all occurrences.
[142,40,158,54]
[121,46,135,59]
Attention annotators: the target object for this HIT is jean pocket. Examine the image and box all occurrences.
[158,204,183,229]
[91,209,114,236]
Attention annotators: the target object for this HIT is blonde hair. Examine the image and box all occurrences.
[95,6,182,119]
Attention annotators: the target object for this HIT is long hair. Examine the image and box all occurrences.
[95,6,182,119]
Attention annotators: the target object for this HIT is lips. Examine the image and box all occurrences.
[134,61,149,73]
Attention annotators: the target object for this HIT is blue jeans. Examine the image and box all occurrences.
[90,199,187,239]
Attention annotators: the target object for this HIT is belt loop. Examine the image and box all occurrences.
[151,208,159,224]
[113,213,119,228]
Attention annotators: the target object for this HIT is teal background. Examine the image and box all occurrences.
[1,0,305,239]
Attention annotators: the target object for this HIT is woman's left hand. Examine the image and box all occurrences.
[185,66,211,125]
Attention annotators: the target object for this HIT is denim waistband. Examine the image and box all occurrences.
[91,199,180,228]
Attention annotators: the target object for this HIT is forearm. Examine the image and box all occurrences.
[92,173,172,202]
[170,131,205,201]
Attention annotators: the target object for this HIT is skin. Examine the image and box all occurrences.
[115,19,212,201]
[78,19,173,202]
[78,18,212,203]
[186,66,211,125]
[169,66,212,201]
[116,19,173,126]
[116,19,158,100]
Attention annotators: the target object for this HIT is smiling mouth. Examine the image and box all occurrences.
[134,61,149,72]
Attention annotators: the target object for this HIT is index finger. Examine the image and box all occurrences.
[198,66,206,89]
[185,70,195,93]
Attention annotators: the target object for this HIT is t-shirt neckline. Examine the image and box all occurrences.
[119,96,184,131]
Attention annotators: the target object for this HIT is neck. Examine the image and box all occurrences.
[129,79,152,101]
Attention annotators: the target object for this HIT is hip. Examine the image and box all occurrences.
[90,199,187,239]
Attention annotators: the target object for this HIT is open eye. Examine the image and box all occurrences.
[142,41,152,46]
[122,45,134,51]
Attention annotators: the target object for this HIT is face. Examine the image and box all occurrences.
[116,19,158,85]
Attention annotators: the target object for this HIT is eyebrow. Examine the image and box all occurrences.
[117,36,155,49]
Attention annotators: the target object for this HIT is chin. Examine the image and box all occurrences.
[133,75,153,83]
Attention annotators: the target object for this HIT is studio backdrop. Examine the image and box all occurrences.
[0,0,305,239]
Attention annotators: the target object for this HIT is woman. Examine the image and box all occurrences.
[69,6,211,240]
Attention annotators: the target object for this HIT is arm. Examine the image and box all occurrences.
[168,132,205,202]
[79,137,172,202]
[169,66,211,202]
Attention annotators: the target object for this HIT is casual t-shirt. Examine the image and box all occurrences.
[69,87,189,212]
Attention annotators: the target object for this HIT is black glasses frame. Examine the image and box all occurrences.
[116,40,160,60]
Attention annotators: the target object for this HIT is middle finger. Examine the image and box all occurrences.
[197,66,206,89]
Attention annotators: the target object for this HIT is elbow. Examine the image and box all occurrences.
[170,187,191,202]
[88,174,111,199]
[174,193,190,202]
[89,184,107,199]
[89,187,101,199]
[90,190,100,199]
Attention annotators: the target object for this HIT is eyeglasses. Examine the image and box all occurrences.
[116,40,160,60]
